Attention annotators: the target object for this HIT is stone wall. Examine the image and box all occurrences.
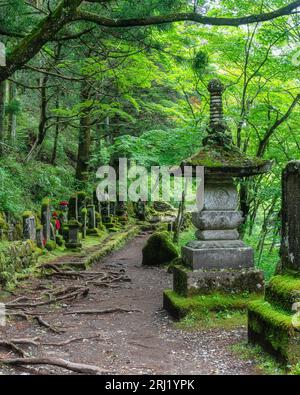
[0,240,41,287]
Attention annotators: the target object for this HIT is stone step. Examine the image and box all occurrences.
[265,274,300,312]
[248,299,300,365]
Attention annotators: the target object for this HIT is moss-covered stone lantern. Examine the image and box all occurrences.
[172,78,272,299]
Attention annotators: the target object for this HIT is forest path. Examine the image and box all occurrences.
[0,233,260,375]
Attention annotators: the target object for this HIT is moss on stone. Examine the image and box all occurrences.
[142,231,178,266]
[22,210,34,218]
[45,240,56,251]
[248,299,300,364]
[163,289,258,320]
[184,146,267,169]
[86,228,102,236]
[68,220,81,228]
[55,235,65,247]
[167,257,184,273]
[41,198,51,210]
[0,212,8,230]
[265,274,300,311]
[0,240,41,288]
[249,300,293,332]
[65,242,82,250]
[107,226,121,233]
[77,191,87,199]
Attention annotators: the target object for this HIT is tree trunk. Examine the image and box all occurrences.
[51,98,60,165]
[37,74,49,146]
[7,80,17,142]
[75,82,91,181]
[0,81,6,156]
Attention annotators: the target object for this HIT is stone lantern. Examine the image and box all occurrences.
[175,78,272,296]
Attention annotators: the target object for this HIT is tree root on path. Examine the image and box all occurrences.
[6,286,89,309]
[64,308,143,315]
[0,357,106,375]
[7,312,65,334]
[0,333,103,349]
[0,341,27,357]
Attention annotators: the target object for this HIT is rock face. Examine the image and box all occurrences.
[248,161,300,365]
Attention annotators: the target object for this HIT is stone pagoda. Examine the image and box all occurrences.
[170,78,272,300]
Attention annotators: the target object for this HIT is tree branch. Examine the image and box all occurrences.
[74,1,300,28]
[257,94,300,157]
[1,0,299,84]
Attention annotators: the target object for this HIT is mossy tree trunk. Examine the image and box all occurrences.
[0,0,83,84]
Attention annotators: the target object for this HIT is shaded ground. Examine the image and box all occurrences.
[0,233,260,375]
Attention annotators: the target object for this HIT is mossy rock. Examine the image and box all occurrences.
[68,220,81,228]
[55,235,65,247]
[0,212,8,230]
[86,228,102,236]
[107,226,121,233]
[142,231,178,266]
[163,289,257,321]
[45,240,56,251]
[0,240,41,287]
[81,208,88,215]
[41,197,51,210]
[248,299,300,364]
[265,274,300,312]
[77,191,87,200]
[22,210,34,219]
[105,223,118,230]
[153,200,175,212]
[65,242,82,250]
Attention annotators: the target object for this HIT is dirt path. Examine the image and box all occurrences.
[0,233,260,375]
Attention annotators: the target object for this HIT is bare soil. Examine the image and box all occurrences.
[0,233,260,375]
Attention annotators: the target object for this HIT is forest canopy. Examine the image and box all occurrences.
[0,0,299,273]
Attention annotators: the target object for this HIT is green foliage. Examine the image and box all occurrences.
[0,0,299,273]
[45,240,57,251]
[192,51,209,75]
[0,157,74,216]
[5,99,21,115]
[231,342,285,375]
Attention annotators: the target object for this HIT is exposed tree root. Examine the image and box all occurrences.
[6,287,89,309]
[0,341,27,357]
[7,312,65,334]
[64,308,143,315]
[0,357,106,374]
[34,316,65,334]
[0,333,103,348]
